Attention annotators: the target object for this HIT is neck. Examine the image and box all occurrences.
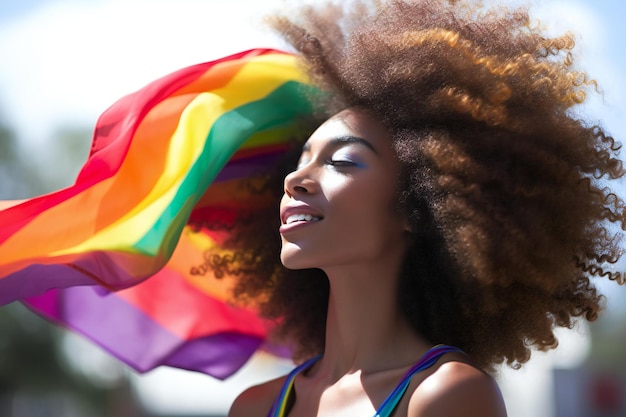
[317,258,430,381]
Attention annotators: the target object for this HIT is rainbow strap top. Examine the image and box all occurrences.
[0,49,319,379]
[266,345,463,417]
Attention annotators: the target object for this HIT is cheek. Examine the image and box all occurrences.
[338,179,396,218]
[332,182,402,240]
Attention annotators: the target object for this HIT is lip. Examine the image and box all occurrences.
[279,204,324,234]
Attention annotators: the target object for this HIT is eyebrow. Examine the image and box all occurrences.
[302,135,379,155]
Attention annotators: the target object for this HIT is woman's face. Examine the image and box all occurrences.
[279,108,407,271]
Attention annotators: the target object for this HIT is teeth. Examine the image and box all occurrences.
[285,213,321,224]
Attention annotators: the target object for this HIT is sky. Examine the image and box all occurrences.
[0,0,295,143]
[0,0,624,146]
[0,1,625,416]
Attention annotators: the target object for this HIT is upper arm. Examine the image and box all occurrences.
[408,362,507,417]
[228,376,286,417]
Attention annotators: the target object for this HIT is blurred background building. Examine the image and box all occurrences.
[0,1,625,416]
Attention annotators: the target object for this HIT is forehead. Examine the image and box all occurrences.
[305,109,391,150]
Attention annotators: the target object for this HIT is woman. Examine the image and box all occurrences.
[214,0,625,415]
[229,109,508,416]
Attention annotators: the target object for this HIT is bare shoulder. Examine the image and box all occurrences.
[228,375,287,417]
[408,360,507,417]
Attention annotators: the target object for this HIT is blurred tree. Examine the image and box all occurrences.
[0,303,126,417]
[587,281,626,367]
[0,124,40,198]
[0,122,91,198]
[36,126,91,192]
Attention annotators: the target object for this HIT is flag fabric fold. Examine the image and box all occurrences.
[0,49,318,379]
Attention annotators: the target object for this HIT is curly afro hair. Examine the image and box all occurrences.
[199,0,626,373]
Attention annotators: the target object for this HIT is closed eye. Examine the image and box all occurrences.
[326,159,358,168]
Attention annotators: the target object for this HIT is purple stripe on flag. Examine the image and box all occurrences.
[0,264,94,305]
[1,251,153,306]
[24,285,263,379]
[164,332,264,379]
[214,152,283,182]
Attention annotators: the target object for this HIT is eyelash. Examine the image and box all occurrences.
[294,158,358,171]
[326,159,356,167]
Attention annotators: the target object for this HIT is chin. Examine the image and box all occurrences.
[280,247,315,270]
[280,254,309,270]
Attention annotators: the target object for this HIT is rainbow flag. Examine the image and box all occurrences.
[0,49,318,379]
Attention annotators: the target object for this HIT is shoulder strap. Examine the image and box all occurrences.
[267,356,321,417]
[266,345,462,417]
[373,345,463,417]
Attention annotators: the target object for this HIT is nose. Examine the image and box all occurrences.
[284,166,318,197]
